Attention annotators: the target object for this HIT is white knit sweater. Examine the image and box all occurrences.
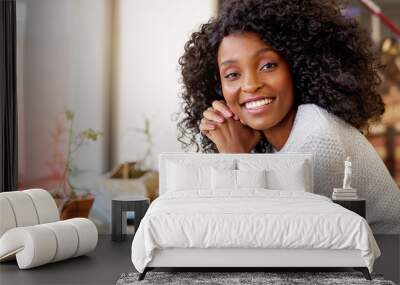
[275,103,400,234]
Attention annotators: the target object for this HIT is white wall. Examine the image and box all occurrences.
[114,0,217,170]
[16,0,112,191]
[16,0,217,189]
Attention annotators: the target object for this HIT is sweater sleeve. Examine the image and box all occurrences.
[297,131,400,233]
[297,132,346,199]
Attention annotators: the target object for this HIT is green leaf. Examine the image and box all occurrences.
[65,108,75,121]
[84,128,99,141]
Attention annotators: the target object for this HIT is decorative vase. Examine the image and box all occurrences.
[60,195,95,220]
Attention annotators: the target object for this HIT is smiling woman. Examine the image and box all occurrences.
[176,0,400,233]
[177,0,384,154]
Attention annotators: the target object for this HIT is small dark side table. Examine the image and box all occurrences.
[112,196,150,242]
[332,198,366,218]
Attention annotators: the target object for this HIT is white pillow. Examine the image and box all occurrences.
[236,169,267,189]
[167,161,210,191]
[211,168,267,190]
[211,168,236,190]
[238,159,309,192]
[267,163,307,191]
[166,159,236,192]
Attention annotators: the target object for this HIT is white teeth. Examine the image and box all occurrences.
[244,98,273,109]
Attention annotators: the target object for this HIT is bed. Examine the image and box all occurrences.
[131,152,381,281]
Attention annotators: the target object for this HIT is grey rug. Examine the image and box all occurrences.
[116,271,396,285]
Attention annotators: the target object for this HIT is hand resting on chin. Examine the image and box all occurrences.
[199,100,263,153]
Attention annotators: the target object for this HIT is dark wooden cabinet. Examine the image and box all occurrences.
[332,199,366,218]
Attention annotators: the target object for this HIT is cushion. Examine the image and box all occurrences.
[0,191,39,227]
[42,222,78,262]
[166,159,236,192]
[211,168,236,190]
[24,189,60,224]
[0,196,16,237]
[236,169,267,188]
[166,161,210,191]
[211,168,267,190]
[65,218,98,257]
[238,159,309,192]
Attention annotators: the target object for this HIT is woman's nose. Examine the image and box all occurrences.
[241,71,263,93]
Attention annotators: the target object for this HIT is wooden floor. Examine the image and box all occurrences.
[0,235,398,285]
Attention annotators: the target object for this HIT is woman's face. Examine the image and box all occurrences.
[217,32,295,132]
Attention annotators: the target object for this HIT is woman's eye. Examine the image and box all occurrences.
[224,72,239,79]
[260,63,277,71]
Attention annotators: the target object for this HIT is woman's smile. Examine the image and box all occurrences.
[241,97,275,114]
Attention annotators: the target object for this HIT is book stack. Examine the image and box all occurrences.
[332,188,358,200]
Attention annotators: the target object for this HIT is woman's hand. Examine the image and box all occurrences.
[199,100,263,153]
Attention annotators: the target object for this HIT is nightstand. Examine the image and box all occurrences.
[332,198,366,218]
[111,196,150,242]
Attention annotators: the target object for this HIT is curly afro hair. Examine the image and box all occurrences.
[175,0,385,153]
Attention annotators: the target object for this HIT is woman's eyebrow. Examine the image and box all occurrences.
[220,47,275,66]
[254,47,274,56]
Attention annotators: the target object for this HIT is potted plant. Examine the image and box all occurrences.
[53,107,103,219]
[108,114,159,201]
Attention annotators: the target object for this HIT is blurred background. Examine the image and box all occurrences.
[13,0,400,232]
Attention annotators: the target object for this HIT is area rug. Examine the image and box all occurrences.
[116,271,396,285]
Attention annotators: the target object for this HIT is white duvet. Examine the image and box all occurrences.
[131,190,380,273]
